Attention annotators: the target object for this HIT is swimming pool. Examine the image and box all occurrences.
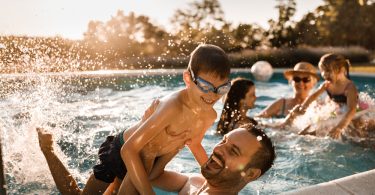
[1,69,374,194]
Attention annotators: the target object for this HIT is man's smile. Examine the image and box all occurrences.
[201,97,215,105]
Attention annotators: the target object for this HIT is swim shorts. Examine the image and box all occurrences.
[93,133,127,183]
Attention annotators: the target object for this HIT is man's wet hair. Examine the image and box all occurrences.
[241,123,276,177]
[188,44,231,80]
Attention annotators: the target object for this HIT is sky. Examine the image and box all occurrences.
[0,0,323,40]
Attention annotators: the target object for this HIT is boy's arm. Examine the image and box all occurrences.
[119,102,180,195]
[329,84,358,139]
[188,122,211,166]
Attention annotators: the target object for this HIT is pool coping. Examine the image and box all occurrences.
[282,169,375,195]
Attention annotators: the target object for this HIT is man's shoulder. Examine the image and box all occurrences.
[180,173,205,195]
[188,173,205,186]
[188,173,204,179]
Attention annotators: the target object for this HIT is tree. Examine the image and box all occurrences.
[266,0,297,48]
[171,0,226,32]
[295,0,375,49]
[83,10,170,57]
[231,24,265,50]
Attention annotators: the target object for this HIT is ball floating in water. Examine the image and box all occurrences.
[250,61,273,82]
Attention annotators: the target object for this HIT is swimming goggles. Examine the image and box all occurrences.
[292,76,311,83]
[189,69,231,95]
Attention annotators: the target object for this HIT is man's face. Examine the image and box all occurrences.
[201,128,261,186]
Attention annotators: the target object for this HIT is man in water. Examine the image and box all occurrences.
[151,124,276,194]
[37,124,275,194]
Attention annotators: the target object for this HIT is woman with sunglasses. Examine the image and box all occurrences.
[216,78,257,135]
[256,62,319,118]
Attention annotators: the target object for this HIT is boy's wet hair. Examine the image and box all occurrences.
[319,53,351,79]
[188,44,231,80]
[217,78,256,135]
[241,123,276,177]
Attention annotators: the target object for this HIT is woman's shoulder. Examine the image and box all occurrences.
[271,97,287,107]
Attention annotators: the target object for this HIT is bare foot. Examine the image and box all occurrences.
[36,127,54,152]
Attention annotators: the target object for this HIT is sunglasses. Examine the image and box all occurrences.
[292,76,311,83]
[189,69,231,95]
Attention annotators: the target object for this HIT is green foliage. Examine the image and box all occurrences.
[267,0,298,48]
[229,46,371,68]
[295,0,375,49]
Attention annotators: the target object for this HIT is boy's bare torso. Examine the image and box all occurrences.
[123,90,216,173]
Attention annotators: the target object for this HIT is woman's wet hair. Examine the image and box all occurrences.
[318,53,351,79]
[241,123,276,177]
[217,78,255,135]
[188,44,231,80]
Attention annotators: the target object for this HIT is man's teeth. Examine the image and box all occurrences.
[202,97,214,104]
[212,155,223,168]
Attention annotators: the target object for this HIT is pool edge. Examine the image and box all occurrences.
[281,169,375,195]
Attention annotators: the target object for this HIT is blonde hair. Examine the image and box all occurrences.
[318,53,351,79]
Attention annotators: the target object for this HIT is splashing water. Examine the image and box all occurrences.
[290,91,375,142]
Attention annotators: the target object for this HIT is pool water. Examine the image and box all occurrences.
[0,70,374,194]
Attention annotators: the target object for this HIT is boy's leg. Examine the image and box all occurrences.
[103,177,122,195]
[37,127,81,195]
[37,128,110,195]
[82,174,110,195]
[118,174,139,195]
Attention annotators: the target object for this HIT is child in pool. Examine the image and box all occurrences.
[216,78,257,135]
[283,53,362,139]
[38,44,232,195]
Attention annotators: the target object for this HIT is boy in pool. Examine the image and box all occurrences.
[37,44,232,195]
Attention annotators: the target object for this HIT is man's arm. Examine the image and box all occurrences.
[151,170,189,192]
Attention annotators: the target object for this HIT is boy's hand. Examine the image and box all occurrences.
[142,99,160,121]
[36,127,54,152]
[328,127,342,139]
